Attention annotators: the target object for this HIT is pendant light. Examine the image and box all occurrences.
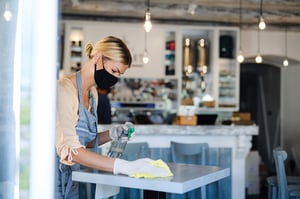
[3,2,12,21]
[144,0,152,32]
[283,26,289,67]
[237,0,244,63]
[258,0,266,30]
[142,31,149,64]
[255,28,263,63]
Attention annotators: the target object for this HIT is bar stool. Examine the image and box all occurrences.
[170,141,209,199]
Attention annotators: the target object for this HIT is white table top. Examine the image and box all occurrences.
[72,163,230,194]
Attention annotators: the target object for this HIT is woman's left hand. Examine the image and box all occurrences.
[109,122,135,141]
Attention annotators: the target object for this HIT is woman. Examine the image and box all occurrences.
[55,36,168,199]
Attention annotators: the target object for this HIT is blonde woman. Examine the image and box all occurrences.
[55,36,168,199]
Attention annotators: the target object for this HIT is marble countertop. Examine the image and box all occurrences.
[98,124,259,136]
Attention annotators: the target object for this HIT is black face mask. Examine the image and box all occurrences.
[94,64,118,89]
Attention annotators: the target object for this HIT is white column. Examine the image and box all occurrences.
[29,0,58,199]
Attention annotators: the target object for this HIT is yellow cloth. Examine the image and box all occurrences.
[130,159,174,178]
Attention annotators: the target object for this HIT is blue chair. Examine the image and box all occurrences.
[170,141,209,199]
[267,176,278,199]
[273,148,300,199]
[267,176,300,199]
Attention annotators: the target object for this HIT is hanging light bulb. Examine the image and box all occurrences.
[283,58,288,67]
[3,3,12,21]
[255,54,263,63]
[283,26,289,67]
[259,17,266,30]
[258,0,266,30]
[144,11,152,32]
[237,50,244,63]
[255,28,262,64]
[237,0,244,63]
[143,32,149,64]
[187,4,197,15]
[258,16,266,30]
[144,0,152,32]
[143,50,149,64]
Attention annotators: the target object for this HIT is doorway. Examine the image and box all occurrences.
[240,62,281,172]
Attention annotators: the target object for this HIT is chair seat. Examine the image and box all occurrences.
[288,184,300,196]
[268,176,300,185]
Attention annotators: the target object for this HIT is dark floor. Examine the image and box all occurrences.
[246,183,268,199]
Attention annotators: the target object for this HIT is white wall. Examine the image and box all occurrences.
[242,30,300,60]
[241,29,300,153]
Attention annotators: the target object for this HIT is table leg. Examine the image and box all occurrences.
[143,190,166,199]
[95,184,120,199]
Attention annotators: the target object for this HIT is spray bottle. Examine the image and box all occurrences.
[107,122,135,158]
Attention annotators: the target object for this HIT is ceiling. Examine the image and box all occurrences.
[61,0,300,31]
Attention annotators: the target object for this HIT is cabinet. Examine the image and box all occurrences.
[61,21,239,112]
[178,27,239,111]
[61,24,84,75]
[165,32,176,76]
[217,30,239,110]
[70,40,82,72]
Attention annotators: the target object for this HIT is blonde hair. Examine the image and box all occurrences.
[85,36,132,67]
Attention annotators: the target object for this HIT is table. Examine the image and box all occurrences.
[72,163,230,199]
[98,124,258,199]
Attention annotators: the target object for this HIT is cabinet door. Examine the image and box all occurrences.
[217,29,239,111]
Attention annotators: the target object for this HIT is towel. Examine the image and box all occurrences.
[129,159,173,178]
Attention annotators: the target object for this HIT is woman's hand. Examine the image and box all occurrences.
[113,158,170,177]
[109,122,135,141]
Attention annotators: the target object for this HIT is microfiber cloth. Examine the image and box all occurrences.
[130,159,173,178]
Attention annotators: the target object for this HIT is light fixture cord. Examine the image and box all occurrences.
[285,26,287,57]
[260,0,263,16]
[257,27,261,54]
[239,0,242,50]
[145,0,150,12]
[144,31,147,52]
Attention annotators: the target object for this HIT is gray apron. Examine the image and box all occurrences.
[55,72,99,199]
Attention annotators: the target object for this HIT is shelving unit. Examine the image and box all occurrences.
[165,32,176,76]
[218,58,238,108]
[61,24,84,76]
[178,26,239,111]
[217,29,239,111]
[61,21,240,112]
[70,40,82,72]
[180,28,216,108]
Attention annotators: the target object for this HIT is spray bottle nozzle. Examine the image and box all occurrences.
[127,127,135,139]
